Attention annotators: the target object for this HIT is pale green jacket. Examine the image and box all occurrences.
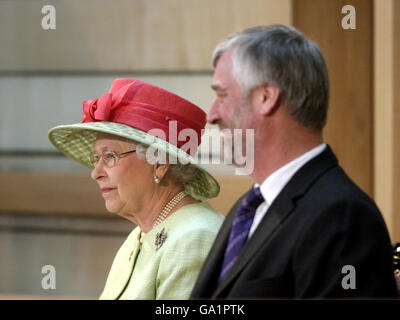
[99,201,224,300]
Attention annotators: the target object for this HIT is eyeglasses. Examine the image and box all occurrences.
[90,149,137,168]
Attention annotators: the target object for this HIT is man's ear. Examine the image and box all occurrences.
[255,84,281,116]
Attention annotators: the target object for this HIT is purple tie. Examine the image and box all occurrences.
[216,187,264,287]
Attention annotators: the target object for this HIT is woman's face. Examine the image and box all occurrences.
[90,132,154,217]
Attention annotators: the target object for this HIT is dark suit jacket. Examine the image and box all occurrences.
[191,146,397,298]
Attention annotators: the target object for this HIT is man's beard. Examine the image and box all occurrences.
[219,105,255,169]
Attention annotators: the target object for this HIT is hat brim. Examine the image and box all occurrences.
[48,121,220,200]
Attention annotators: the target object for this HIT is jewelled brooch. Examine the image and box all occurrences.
[155,228,167,250]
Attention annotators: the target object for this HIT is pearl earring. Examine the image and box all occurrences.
[154,176,160,184]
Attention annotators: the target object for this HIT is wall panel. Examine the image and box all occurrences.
[0,0,291,72]
[293,0,373,198]
[0,214,131,297]
[374,0,400,242]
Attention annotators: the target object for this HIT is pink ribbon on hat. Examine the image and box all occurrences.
[82,79,143,123]
[82,93,113,122]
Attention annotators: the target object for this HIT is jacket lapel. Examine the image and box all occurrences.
[100,228,141,300]
[214,145,339,297]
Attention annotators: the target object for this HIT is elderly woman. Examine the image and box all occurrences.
[48,78,224,299]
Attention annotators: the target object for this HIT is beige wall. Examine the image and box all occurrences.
[0,0,291,71]
[294,0,373,197]
[374,0,400,242]
[0,213,131,298]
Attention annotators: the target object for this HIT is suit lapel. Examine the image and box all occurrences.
[214,145,338,297]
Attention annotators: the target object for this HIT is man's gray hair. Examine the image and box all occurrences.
[212,25,329,130]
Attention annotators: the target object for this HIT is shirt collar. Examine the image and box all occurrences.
[256,143,327,206]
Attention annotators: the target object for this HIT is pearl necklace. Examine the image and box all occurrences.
[153,191,187,228]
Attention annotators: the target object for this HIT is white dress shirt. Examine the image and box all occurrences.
[248,143,327,238]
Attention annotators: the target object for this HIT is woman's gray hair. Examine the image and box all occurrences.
[212,25,329,131]
[130,141,198,185]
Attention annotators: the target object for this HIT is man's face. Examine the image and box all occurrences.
[208,50,255,169]
[208,50,253,132]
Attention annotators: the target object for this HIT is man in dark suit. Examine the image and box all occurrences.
[190,25,397,299]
